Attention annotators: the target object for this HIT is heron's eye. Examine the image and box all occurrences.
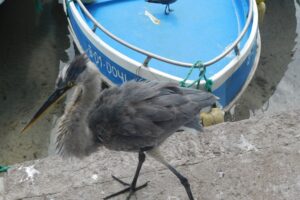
[67,82,75,87]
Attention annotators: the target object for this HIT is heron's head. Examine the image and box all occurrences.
[21,54,91,133]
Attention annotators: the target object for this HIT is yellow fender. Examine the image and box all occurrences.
[256,0,266,24]
[200,107,224,127]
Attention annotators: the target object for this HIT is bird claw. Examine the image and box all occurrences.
[103,176,149,200]
[111,175,130,186]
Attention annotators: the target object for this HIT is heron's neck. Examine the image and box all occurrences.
[68,79,101,116]
[56,74,102,157]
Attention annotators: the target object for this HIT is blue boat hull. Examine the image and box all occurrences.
[64,0,261,110]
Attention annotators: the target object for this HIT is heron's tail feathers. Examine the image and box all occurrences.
[181,87,218,109]
[183,117,203,132]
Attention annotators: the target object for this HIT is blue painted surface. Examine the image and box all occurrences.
[68,6,144,85]
[81,0,251,80]
[67,0,258,108]
[213,40,257,106]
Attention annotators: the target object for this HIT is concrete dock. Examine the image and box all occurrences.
[1,109,300,200]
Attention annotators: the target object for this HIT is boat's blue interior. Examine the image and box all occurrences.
[76,0,251,80]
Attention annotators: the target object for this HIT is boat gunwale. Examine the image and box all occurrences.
[64,0,259,90]
[223,32,261,111]
[74,0,254,68]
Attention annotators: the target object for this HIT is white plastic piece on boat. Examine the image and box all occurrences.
[144,10,160,25]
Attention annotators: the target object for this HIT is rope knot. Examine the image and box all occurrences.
[179,61,213,92]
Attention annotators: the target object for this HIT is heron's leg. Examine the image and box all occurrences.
[165,4,169,15]
[126,151,147,199]
[104,151,148,200]
[148,148,194,200]
[165,163,194,200]
[164,4,173,15]
[111,175,130,186]
[168,4,174,12]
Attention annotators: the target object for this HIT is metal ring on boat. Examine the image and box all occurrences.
[75,0,254,68]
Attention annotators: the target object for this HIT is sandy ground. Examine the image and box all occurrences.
[3,109,300,200]
[0,0,69,165]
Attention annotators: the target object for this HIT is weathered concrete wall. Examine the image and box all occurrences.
[1,109,300,200]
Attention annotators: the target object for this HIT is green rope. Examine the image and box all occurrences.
[0,165,10,173]
[179,61,213,92]
[179,62,198,87]
[65,0,74,17]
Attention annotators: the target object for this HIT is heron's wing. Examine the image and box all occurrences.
[88,81,217,147]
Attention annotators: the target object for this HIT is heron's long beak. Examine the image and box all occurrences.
[21,86,71,133]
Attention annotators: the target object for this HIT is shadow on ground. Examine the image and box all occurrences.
[0,0,69,165]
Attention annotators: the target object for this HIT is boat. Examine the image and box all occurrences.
[63,0,261,110]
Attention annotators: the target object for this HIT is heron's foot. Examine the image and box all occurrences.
[165,9,173,15]
[103,175,149,200]
[111,175,130,186]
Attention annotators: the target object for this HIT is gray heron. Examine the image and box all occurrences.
[145,0,177,15]
[22,55,217,200]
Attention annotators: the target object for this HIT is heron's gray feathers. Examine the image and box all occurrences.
[55,87,98,158]
[56,54,88,89]
[183,116,203,131]
[88,81,217,151]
